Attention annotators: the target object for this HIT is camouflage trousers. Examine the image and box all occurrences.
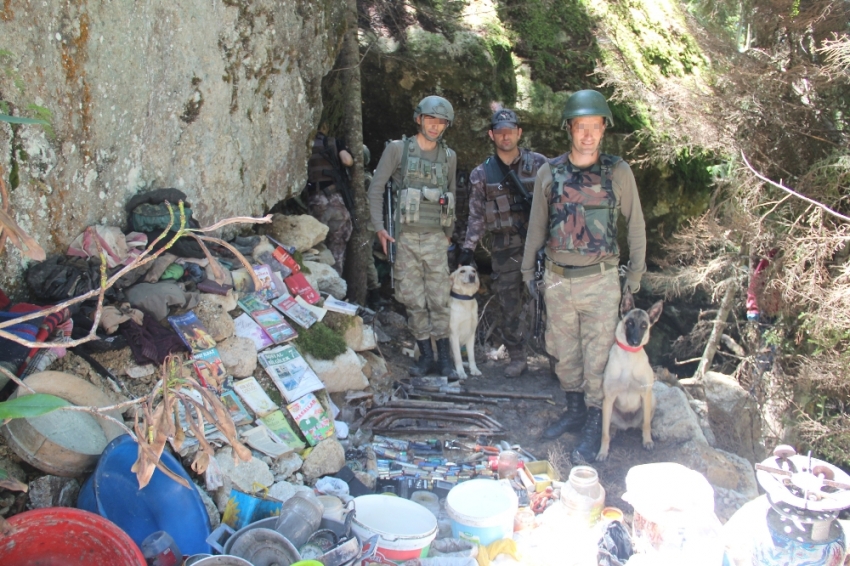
[395,231,451,340]
[366,227,380,291]
[305,188,352,275]
[491,244,525,348]
[544,267,620,408]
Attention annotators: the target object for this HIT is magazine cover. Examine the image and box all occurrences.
[259,410,306,452]
[193,347,229,391]
[242,426,291,458]
[323,295,359,316]
[271,294,318,329]
[237,293,271,316]
[286,392,335,446]
[233,313,274,351]
[220,390,253,425]
[251,308,297,344]
[258,344,324,403]
[252,264,282,301]
[232,377,278,417]
[168,311,217,354]
[284,272,321,304]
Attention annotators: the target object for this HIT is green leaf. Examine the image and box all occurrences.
[0,394,69,420]
[0,113,49,126]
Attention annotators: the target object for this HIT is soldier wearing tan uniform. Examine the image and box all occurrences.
[368,96,458,378]
[521,90,647,462]
[460,109,547,378]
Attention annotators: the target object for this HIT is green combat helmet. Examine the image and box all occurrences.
[561,90,614,129]
[414,95,454,126]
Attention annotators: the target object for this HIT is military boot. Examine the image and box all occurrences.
[435,338,459,379]
[542,392,587,439]
[504,345,527,378]
[409,339,436,377]
[571,407,602,463]
[366,288,388,310]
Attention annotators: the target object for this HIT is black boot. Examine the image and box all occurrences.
[571,407,602,463]
[542,392,587,439]
[435,338,459,379]
[366,288,387,310]
[409,339,435,377]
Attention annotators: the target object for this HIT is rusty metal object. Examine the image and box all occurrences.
[353,407,505,436]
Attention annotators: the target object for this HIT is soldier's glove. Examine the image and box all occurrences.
[526,280,540,302]
[458,248,475,266]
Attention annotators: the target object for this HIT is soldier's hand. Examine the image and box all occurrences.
[526,280,540,302]
[458,248,474,266]
[377,229,395,255]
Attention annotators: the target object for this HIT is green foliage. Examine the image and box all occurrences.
[294,322,347,360]
[496,0,599,90]
[0,393,69,420]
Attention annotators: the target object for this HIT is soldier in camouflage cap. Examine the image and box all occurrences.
[368,95,459,378]
[459,107,547,377]
[520,89,647,462]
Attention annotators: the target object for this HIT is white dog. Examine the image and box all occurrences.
[449,265,482,379]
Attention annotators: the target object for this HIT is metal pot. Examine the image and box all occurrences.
[190,556,253,566]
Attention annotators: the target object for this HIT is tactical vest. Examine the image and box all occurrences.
[395,136,455,231]
[547,153,621,255]
[307,134,337,186]
[483,149,539,235]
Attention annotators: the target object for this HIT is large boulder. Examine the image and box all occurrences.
[271,452,304,482]
[263,214,329,252]
[303,260,347,299]
[301,438,345,480]
[359,351,389,381]
[306,348,369,393]
[651,381,708,444]
[217,336,258,377]
[703,371,766,464]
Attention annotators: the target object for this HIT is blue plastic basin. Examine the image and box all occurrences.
[78,434,212,555]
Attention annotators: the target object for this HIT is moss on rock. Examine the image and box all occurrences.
[294,321,347,360]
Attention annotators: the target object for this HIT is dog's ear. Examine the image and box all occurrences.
[647,300,664,325]
[449,269,459,285]
[620,287,635,317]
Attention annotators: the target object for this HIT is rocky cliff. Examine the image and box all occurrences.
[0,0,346,290]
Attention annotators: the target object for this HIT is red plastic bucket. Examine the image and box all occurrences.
[0,507,146,565]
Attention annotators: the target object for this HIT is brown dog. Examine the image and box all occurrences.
[596,288,663,462]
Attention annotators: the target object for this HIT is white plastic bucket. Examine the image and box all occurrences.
[351,495,437,564]
[445,479,518,545]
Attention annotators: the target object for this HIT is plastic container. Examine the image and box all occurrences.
[351,494,438,563]
[560,465,606,526]
[274,492,324,548]
[317,494,346,522]
[0,507,146,565]
[411,490,441,517]
[77,434,211,555]
[497,450,520,479]
[141,530,183,566]
[445,479,518,545]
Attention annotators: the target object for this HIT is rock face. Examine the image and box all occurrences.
[651,381,759,521]
[303,260,347,299]
[196,296,236,342]
[28,475,80,509]
[703,371,765,463]
[214,447,273,493]
[263,215,329,253]
[343,316,377,352]
[306,348,369,393]
[301,438,345,480]
[0,0,345,291]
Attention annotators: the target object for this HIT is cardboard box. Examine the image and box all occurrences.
[526,461,561,492]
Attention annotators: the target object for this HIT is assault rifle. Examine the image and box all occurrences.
[533,247,546,340]
[385,179,396,288]
[504,170,534,208]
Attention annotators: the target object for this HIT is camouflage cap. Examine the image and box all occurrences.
[491,108,519,130]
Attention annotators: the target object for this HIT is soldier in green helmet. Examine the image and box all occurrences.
[368,95,459,378]
[521,89,647,462]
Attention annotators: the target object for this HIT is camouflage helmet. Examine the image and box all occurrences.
[414,95,454,126]
[561,90,614,129]
[362,144,371,166]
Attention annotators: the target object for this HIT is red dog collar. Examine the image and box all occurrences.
[616,339,643,353]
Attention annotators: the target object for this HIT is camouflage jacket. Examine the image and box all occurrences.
[463,149,547,251]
